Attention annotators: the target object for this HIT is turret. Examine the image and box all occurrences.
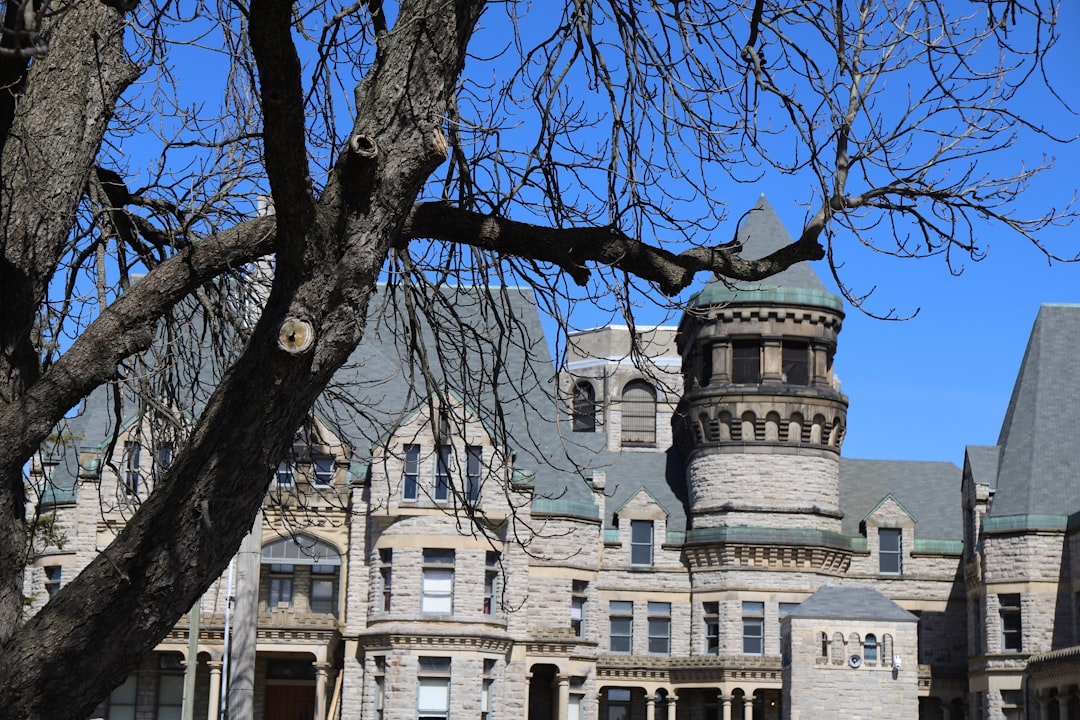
[674,196,848,531]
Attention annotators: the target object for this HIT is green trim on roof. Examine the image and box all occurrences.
[686,525,858,551]
[983,514,1068,534]
[689,285,843,312]
[531,498,600,520]
[664,531,686,546]
[913,539,963,555]
[604,528,620,544]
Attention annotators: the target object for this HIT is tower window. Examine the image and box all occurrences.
[704,601,720,655]
[742,601,765,655]
[1000,594,1022,651]
[731,340,761,383]
[572,382,597,433]
[782,340,810,385]
[879,529,902,575]
[621,380,656,446]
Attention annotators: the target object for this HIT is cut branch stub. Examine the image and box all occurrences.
[278,317,314,354]
[349,133,378,158]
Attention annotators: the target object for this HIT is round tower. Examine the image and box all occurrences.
[674,197,848,532]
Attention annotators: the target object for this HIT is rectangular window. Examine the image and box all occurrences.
[312,456,334,486]
[781,340,810,385]
[268,564,294,609]
[630,520,654,566]
[731,340,761,383]
[1001,690,1024,720]
[607,688,632,720]
[276,460,294,487]
[435,445,451,501]
[704,601,720,655]
[571,580,588,637]
[1000,593,1022,651]
[379,548,392,612]
[483,551,499,616]
[155,442,174,477]
[310,564,337,614]
[156,659,184,720]
[403,444,420,500]
[481,659,495,720]
[44,565,61,599]
[466,446,482,503]
[422,549,455,614]
[417,657,451,720]
[879,528,902,574]
[742,601,765,655]
[107,675,138,720]
[374,672,385,720]
[123,441,141,495]
[648,601,671,654]
[609,600,634,653]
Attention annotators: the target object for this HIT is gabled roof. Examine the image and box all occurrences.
[839,458,961,540]
[964,445,1000,489]
[787,586,917,622]
[688,195,841,312]
[989,304,1080,519]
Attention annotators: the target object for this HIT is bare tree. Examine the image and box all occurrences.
[0,0,1072,716]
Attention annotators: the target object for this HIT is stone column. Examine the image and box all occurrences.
[206,661,223,720]
[810,339,830,387]
[669,693,678,719]
[1059,692,1070,720]
[711,340,731,385]
[761,337,783,383]
[720,694,732,720]
[742,692,755,718]
[556,675,570,720]
[645,694,655,720]
[315,662,332,720]
[525,673,533,718]
[1037,695,1050,720]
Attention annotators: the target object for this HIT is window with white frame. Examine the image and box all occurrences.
[879,528,902,575]
[742,601,765,655]
[466,445,482,503]
[402,444,420,500]
[571,580,588,637]
[422,549,454,614]
[483,551,499,615]
[481,659,495,720]
[434,445,451,501]
[1000,593,1022,651]
[417,657,451,720]
[276,459,294,487]
[268,564,294,609]
[609,600,633,653]
[312,456,334,486]
[630,520,654,566]
[374,658,386,720]
[704,601,720,655]
[310,564,338,614]
[648,601,671,654]
[44,565,61,599]
[106,675,138,720]
[156,655,184,720]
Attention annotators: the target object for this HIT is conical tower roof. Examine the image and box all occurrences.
[689,195,842,312]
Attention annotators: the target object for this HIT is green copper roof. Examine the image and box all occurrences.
[689,196,842,312]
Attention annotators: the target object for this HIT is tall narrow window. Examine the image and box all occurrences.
[648,602,672,654]
[704,601,720,655]
[312,456,334,486]
[742,601,765,655]
[731,340,761,383]
[481,660,495,720]
[417,657,451,720]
[879,528,902,575]
[379,549,392,612]
[1000,594,1022,651]
[571,580,588,637]
[435,445,451,501]
[374,659,386,720]
[276,460,294,487]
[310,564,338,614]
[156,656,184,720]
[123,441,141,495]
[483,551,499,616]
[864,633,878,664]
[781,340,810,385]
[466,446,482,503]
[268,564,294,609]
[44,566,61,599]
[572,382,597,432]
[630,520,654,566]
[155,442,174,478]
[422,549,455,614]
[621,380,656,446]
[107,675,138,720]
[403,444,420,500]
[609,601,634,653]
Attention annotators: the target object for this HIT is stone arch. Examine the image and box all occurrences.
[788,412,804,445]
[831,632,845,665]
[730,688,748,720]
[847,632,861,654]
[810,414,826,444]
[882,633,894,664]
[261,534,342,565]
[741,411,757,442]
[764,411,782,442]
[720,410,734,441]
[818,632,829,662]
[864,633,878,664]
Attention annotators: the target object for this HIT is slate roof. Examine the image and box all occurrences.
[989,304,1080,518]
[786,585,917,622]
[688,195,841,311]
[964,445,1000,490]
[839,458,962,540]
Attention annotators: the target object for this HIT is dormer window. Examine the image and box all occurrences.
[731,340,761,383]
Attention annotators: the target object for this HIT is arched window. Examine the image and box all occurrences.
[261,536,342,615]
[572,382,597,433]
[621,380,656,446]
[864,633,878,664]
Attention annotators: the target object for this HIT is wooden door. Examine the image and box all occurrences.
[264,684,316,720]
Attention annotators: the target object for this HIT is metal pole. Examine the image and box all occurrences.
[181,597,200,720]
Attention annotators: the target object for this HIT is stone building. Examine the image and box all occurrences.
[24,197,1080,719]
